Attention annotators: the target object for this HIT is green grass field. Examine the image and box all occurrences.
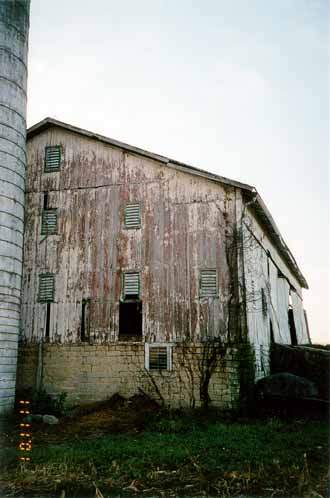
[0,412,328,497]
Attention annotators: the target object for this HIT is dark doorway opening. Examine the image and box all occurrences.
[45,303,51,340]
[260,344,265,373]
[288,308,297,345]
[269,319,275,343]
[43,191,49,209]
[119,301,142,340]
[80,299,90,342]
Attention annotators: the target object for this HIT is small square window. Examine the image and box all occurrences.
[38,273,55,302]
[124,203,141,228]
[200,269,218,297]
[41,209,58,235]
[44,145,61,172]
[123,272,140,300]
[145,343,172,371]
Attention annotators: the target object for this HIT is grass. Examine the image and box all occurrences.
[26,419,326,469]
[0,411,329,497]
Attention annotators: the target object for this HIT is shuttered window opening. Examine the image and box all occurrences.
[41,209,58,235]
[123,272,140,299]
[125,203,141,228]
[145,344,172,371]
[200,269,218,297]
[38,273,55,302]
[44,145,61,172]
[149,347,168,370]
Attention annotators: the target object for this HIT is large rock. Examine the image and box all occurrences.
[256,372,318,400]
[42,414,59,425]
[271,343,330,401]
[33,414,43,422]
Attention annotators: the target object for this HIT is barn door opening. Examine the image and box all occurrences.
[119,271,142,340]
[80,299,90,342]
[119,301,142,340]
[269,319,275,343]
[45,303,51,341]
[288,308,297,345]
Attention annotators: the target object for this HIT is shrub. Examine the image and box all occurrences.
[30,389,67,416]
[146,409,200,433]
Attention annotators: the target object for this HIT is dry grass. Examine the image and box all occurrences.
[3,457,329,498]
[0,396,328,497]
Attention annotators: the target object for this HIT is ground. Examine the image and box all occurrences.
[0,393,328,498]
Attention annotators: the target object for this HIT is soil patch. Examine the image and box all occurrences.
[23,393,160,444]
[0,395,328,498]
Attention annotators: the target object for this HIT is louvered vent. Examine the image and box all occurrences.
[44,145,61,172]
[123,272,140,298]
[149,346,168,370]
[38,274,55,302]
[41,209,58,235]
[124,203,141,228]
[200,269,218,297]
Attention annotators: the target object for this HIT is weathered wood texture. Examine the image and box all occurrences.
[0,0,30,413]
[242,209,309,380]
[22,127,243,344]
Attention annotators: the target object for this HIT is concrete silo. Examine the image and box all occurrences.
[0,0,30,413]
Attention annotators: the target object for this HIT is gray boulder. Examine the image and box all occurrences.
[42,414,59,424]
[256,372,318,400]
[22,414,47,423]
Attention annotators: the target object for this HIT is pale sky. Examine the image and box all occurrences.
[27,0,329,344]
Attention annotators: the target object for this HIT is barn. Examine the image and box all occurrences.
[16,117,310,409]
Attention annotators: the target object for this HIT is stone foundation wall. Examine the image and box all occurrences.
[16,342,254,410]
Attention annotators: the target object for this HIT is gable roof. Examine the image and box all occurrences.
[27,117,308,289]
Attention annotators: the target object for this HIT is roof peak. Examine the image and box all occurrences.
[27,116,307,289]
[28,117,255,191]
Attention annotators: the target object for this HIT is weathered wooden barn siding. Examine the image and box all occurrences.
[242,208,309,379]
[22,127,242,344]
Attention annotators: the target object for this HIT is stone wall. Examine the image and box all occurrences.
[16,342,254,410]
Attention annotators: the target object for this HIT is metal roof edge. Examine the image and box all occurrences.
[27,118,255,192]
[27,117,308,289]
[28,117,174,164]
[245,191,308,289]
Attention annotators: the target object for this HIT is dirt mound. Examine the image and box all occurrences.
[128,392,161,411]
[76,391,160,416]
[30,392,161,443]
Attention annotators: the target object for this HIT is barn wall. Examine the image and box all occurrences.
[16,342,254,410]
[242,207,308,380]
[22,127,242,344]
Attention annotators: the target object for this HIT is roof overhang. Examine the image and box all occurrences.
[243,190,308,289]
[27,117,308,289]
